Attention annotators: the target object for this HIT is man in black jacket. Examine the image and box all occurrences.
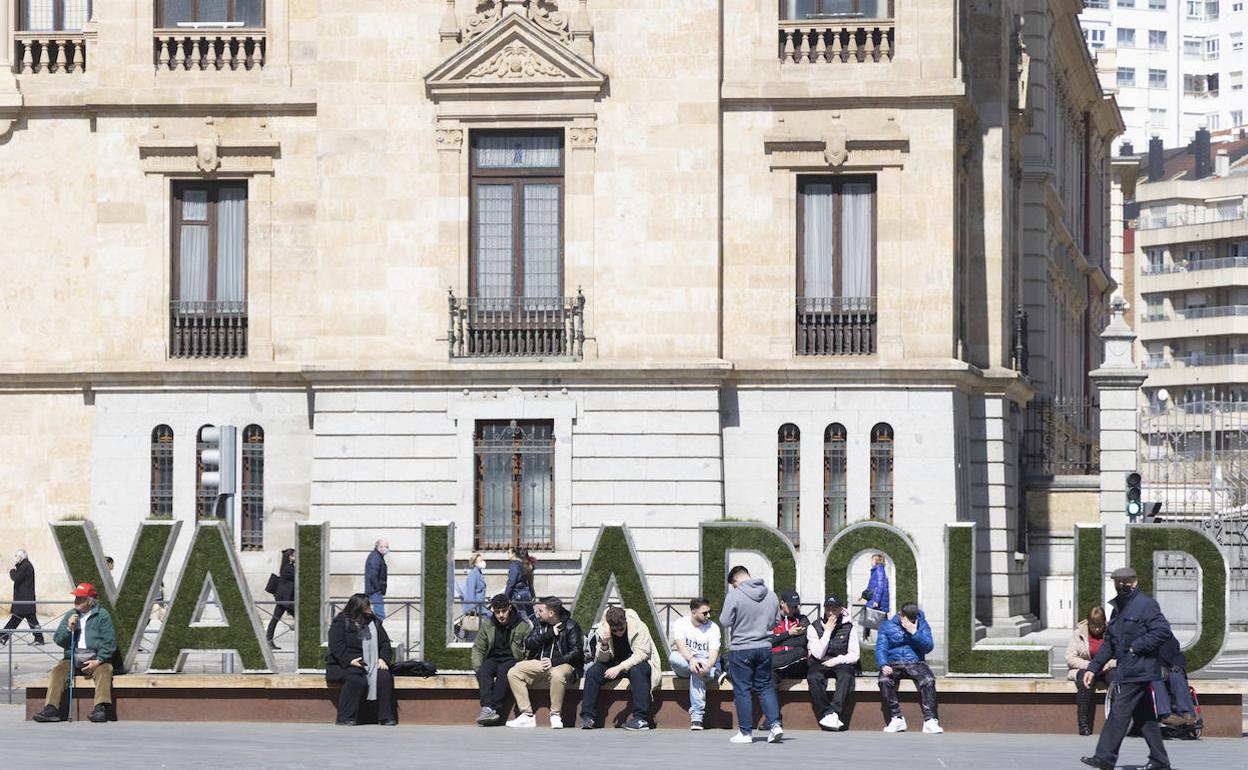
[806,595,859,730]
[506,596,584,729]
[3,549,44,646]
[1080,567,1171,770]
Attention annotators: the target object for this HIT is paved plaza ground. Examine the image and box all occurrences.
[0,705,1241,769]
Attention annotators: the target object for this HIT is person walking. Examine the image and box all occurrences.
[464,552,488,617]
[719,565,782,744]
[364,539,389,620]
[265,548,296,650]
[860,554,889,641]
[1066,605,1116,735]
[1080,567,1172,770]
[4,549,43,645]
[504,546,534,617]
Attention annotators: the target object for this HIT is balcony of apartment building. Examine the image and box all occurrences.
[1139,299,1248,342]
[1137,239,1248,292]
[1140,343,1248,388]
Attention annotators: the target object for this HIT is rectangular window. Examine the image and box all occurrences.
[1086,0,1109,6]
[779,0,893,19]
[170,181,248,358]
[470,131,564,307]
[18,0,90,31]
[1118,28,1136,47]
[1150,107,1167,125]
[1232,71,1244,91]
[1149,30,1168,50]
[1119,0,1136,5]
[1184,37,1203,56]
[474,420,555,551]
[1146,248,1165,272]
[1235,1,1244,10]
[1232,33,1244,51]
[1150,68,1168,88]
[1206,38,1220,59]
[796,176,877,355]
[1118,68,1136,87]
[157,0,264,27]
[1087,28,1106,48]
[1234,109,1245,125]
[1149,0,1166,7]
[1209,113,1221,130]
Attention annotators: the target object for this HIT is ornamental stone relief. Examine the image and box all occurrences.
[465,0,570,43]
[467,43,567,79]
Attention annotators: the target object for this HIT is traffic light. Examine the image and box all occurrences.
[1126,472,1143,521]
[201,425,238,519]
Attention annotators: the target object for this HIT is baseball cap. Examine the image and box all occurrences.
[823,595,843,609]
[779,590,800,606]
[70,582,97,598]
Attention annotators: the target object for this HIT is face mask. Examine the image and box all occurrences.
[1115,583,1133,599]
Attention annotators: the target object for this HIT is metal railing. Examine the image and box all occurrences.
[796,296,877,355]
[1174,353,1248,368]
[169,300,248,358]
[1141,256,1248,275]
[1136,206,1245,231]
[1023,397,1100,476]
[447,291,585,359]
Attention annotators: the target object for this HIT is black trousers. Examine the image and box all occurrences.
[2,613,43,644]
[1074,668,1116,731]
[878,661,938,723]
[580,661,652,721]
[326,665,396,724]
[265,602,292,641]
[476,657,517,711]
[1092,680,1169,767]
[808,663,856,721]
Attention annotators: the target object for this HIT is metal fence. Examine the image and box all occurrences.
[1139,401,1248,519]
[1023,397,1100,477]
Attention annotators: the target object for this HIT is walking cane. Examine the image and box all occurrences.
[67,613,75,723]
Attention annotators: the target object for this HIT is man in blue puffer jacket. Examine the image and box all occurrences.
[875,602,942,734]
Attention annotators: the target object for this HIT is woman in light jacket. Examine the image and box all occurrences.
[463,552,488,616]
[1066,605,1116,735]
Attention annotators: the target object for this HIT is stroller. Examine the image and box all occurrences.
[1104,681,1204,740]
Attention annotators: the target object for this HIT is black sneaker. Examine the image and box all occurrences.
[1080,758,1113,770]
[690,720,704,731]
[88,705,109,723]
[32,705,61,723]
[624,717,651,731]
[267,639,280,650]
[579,716,595,729]
[335,719,357,726]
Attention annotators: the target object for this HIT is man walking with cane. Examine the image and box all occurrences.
[1080,567,1171,770]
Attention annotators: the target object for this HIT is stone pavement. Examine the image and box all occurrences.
[0,705,1241,769]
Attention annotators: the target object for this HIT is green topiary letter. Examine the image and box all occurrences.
[421,523,472,671]
[571,525,669,668]
[945,523,1049,676]
[1127,524,1228,673]
[149,521,274,672]
[824,521,919,672]
[699,521,798,623]
[296,522,329,671]
[50,519,181,672]
[1074,524,1105,622]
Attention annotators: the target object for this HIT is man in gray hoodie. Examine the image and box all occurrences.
[719,565,782,744]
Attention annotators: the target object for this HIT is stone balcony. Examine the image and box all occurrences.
[14,31,87,73]
[154,28,266,71]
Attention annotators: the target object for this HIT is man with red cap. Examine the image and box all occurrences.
[31,583,117,723]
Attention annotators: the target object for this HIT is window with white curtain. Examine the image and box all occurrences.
[19,0,90,31]
[171,181,247,313]
[470,131,564,308]
[157,0,264,27]
[797,176,876,306]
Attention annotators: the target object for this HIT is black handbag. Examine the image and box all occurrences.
[264,573,280,595]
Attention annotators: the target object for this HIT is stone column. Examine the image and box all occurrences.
[1090,298,1147,571]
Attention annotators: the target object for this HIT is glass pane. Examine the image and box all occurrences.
[782,0,820,19]
[182,189,208,221]
[216,186,247,306]
[841,182,873,298]
[480,448,512,548]
[523,184,561,302]
[475,185,514,302]
[802,183,834,299]
[62,0,90,30]
[198,0,229,23]
[475,133,562,169]
[162,0,194,25]
[179,225,210,305]
[519,448,552,546]
[24,0,54,31]
[236,0,264,26]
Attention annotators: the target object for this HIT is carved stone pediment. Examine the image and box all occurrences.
[426,11,606,102]
[764,121,909,171]
[139,118,281,175]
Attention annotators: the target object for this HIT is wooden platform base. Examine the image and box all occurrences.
[23,674,1244,736]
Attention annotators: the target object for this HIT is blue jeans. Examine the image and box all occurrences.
[368,593,386,620]
[1153,670,1195,716]
[669,655,721,721]
[580,661,653,721]
[727,647,780,734]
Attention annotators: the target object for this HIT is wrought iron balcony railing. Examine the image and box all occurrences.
[796,296,876,356]
[169,300,248,359]
[448,291,585,360]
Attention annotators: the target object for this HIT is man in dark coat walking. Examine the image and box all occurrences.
[1080,567,1171,770]
[3,549,44,645]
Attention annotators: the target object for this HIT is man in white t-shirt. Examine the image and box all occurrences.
[669,597,724,730]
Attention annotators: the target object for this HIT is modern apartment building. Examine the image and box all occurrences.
[0,1,1119,651]
[1080,0,1248,152]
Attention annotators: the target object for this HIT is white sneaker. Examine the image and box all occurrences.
[883,716,907,733]
[819,713,844,730]
[922,718,944,734]
[549,714,564,729]
[729,731,753,744]
[506,713,537,728]
[767,724,784,743]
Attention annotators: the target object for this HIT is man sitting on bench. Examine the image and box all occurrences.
[32,582,116,724]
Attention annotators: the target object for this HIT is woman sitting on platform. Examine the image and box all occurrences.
[1066,605,1116,735]
[326,593,397,726]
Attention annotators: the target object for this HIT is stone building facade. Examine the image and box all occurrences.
[0,1,1119,656]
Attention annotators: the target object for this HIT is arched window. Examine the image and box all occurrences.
[241,425,264,551]
[777,424,801,544]
[195,424,214,519]
[150,425,174,519]
[870,423,894,523]
[823,423,847,540]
